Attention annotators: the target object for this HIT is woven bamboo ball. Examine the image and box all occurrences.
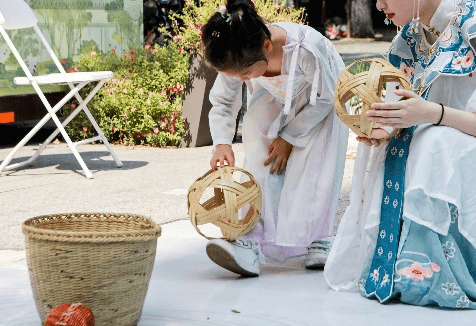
[188,166,261,241]
[334,58,412,138]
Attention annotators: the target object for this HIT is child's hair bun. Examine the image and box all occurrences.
[201,0,270,71]
[226,0,257,21]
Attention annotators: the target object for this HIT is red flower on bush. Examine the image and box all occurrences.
[168,85,182,93]
[82,126,88,132]
[123,53,128,58]
[111,126,116,131]
[129,49,135,54]
[129,55,135,61]
[71,103,76,109]
[129,67,133,72]
[111,49,117,53]
[144,44,151,50]
[61,59,67,65]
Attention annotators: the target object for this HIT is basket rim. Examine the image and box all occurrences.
[22,212,161,243]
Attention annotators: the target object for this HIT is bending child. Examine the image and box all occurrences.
[325,0,476,309]
[202,0,348,276]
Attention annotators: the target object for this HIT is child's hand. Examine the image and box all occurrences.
[367,89,440,127]
[264,137,293,174]
[356,128,390,147]
[210,144,235,170]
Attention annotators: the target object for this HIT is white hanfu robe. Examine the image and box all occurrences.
[209,22,348,262]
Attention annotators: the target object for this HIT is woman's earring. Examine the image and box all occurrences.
[384,17,391,25]
[409,0,422,35]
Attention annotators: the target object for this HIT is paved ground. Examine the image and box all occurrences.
[3,220,476,326]
[0,135,358,261]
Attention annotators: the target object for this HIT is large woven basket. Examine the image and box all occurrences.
[22,213,161,326]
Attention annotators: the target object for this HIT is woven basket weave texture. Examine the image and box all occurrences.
[188,166,261,241]
[334,58,411,138]
[22,213,161,326]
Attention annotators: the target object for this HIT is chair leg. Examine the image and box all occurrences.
[30,83,95,179]
[71,81,123,168]
[28,81,106,166]
[0,84,85,172]
[81,106,123,168]
[0,114,48,172]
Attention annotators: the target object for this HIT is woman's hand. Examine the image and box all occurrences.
[356,128,390,147]
[264,137,293,174]
[210,144,235,170]
[367,89,441,127]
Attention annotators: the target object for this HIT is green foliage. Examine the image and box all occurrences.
[168,0,306,54]
[62,44,190,147]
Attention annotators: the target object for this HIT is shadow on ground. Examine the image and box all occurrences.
[0,150,148,177]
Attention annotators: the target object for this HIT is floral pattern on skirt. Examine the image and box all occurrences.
[359,204,476,309]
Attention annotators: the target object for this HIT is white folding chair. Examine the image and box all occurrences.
[0,0,122,178]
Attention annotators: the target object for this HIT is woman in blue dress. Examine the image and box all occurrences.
[325,0,476,309]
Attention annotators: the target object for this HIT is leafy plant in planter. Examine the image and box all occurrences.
[61,44,190,147]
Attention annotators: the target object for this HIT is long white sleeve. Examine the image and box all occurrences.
[208,73,243,146]
[280,46,338,148]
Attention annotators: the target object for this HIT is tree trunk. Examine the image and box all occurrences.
[347,0,374,38]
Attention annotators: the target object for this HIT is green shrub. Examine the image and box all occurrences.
[61,43,190,147]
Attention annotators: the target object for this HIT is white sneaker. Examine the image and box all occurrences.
[305,238,332,269]
[206,237,265,277]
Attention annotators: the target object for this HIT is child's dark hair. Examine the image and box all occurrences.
[201,0,271,72]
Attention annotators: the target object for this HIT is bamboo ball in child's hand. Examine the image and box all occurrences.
[43,303,95,326]
[188,166,261,241]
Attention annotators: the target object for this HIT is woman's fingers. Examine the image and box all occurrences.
[394,88,418,99]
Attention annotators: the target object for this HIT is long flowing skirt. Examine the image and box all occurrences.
[241,83,348,262]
